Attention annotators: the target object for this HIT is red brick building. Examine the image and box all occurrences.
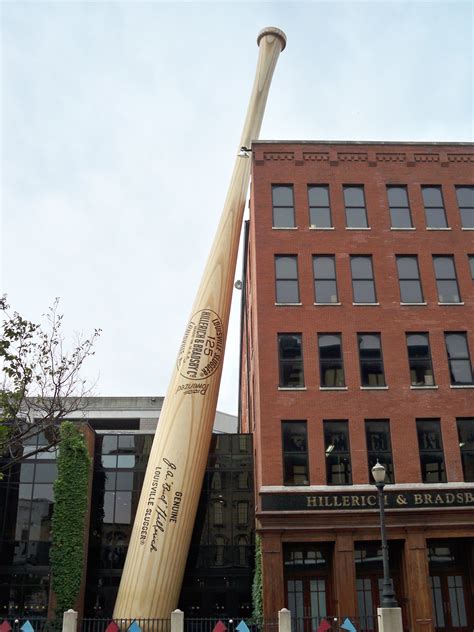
[239,141,474,631]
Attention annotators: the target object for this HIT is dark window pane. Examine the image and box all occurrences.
[282,422,307,452]
[365,420,394,483]
[426,208,448,228]
[437,280,460,303]
[422,187,443,207]
[319,335,342,359]
[310,207,331,228]
[272,185,295,228]
[308,186,329,206]
[279,334,302,359]
[460,209,474,228]
[351,257,373,278]
[116,472,135,490]
[359,334,381,357]
[358,334,386,387]
[34,463,57,483]
[275,256,299,303]
[308,186,332,228]
[456,186,474,207]
[434,257,455,278]
[319,334,345,387]
[387,187,408,207]
[434,256,460,302]
[344,187,365,206]
[314,256,335,278]
[314,256,338,303]
[274,208,295,228]
[407,333,430,357]
[457,418,474,482]
[346,208,368,228]
[324,421,351,485]
[390,207,412,228]
[456,187,474,228]
[407,333,435,386]
[315,281,338,304]
[273,185,293,206]
[20,463,34,483]
[278,334,304,387]
[277,280,299,303]
[445,333,469,358]
[276,256,298,278]
[282,421,308,485]
[417,419,446,483]
[388,186,412,228]
[469,256,474,280]
[353,281,376,303]
[450,360,473,385]
[344,186,368,227]
[445,334,473,384]
[397,256,419,278]
[400,281,423,303]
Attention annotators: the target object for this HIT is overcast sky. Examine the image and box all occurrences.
[1,1,472,416]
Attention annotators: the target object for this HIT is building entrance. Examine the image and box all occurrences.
[284,544,331,629]
[428,540,473,632]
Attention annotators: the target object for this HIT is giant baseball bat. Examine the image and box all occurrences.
[114,27,286,619]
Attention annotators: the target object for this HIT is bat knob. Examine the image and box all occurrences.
[257,26,287,51]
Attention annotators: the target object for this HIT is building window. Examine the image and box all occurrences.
[351,256,376,303]
[344,186,368,228]
[358,333,386,387]
[278,333,304,387]
[406,333,435,387]
[308,185,332,228]
[444,332,473,385]
[469,256,474,280]
[313,256,338,303]
[456,186,474,228]
[387,185,413,228]
[282,421,309,485]
[237,502,248,525]
[433,256,461,303]
[272,185,295,228]
[365,420,394,483]
[318,334,345,387]
[324,420,352,485]
[422,186,448,228]
[213,501,224,526]
[275,255,299,303]
[396,256,424,303]
[416,419,446,483]
[457,418,474,482]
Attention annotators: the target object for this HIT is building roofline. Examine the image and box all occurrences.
[252,139,474,147]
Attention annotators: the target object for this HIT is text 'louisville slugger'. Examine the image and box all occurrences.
[113,27,286,619]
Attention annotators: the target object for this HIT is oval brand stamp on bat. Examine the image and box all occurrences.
[177,309,224,380]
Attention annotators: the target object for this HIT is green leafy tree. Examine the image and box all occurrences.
[252,534,264,623]
[0,296,100,475]
[50,421,91,615]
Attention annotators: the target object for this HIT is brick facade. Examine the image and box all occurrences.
[240,141,474,630]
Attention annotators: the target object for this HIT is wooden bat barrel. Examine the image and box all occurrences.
[113,27,286,620]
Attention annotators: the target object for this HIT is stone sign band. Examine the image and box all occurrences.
[261,489,474,512]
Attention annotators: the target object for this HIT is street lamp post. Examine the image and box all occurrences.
[371,461,399,608]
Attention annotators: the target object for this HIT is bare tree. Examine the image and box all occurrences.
[0,295,101,472]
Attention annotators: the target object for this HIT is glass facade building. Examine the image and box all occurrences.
[0,421,254,619]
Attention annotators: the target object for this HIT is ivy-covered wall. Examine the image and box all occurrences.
[252,534,263,623]
[50,422,92,616]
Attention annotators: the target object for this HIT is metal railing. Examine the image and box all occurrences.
[292,615,365,632]
[79,619,170,632]
[183,619,278,632]
[1,619,61,632]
